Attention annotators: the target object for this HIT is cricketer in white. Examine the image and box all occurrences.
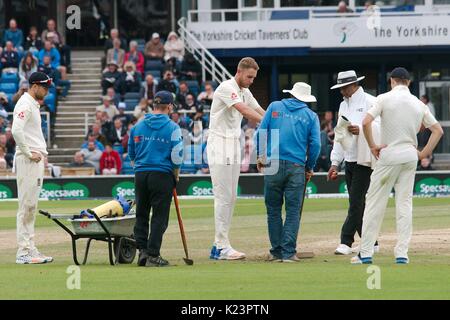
[12,72,53,265]
[353,68,443,265]
[207,57,265,260]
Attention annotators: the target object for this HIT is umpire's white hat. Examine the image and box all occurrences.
[331,70,365,90]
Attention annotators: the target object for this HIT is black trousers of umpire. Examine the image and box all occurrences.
[340,162,373,247]
[134,171,175,257]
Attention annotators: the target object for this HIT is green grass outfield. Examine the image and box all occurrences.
[0,198,449,300]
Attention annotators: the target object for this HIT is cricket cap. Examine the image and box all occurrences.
[29,72,52,88]
[390,67,410,80]
[154,91,174,105]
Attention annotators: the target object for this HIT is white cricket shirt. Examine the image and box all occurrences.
[208,78,260,139]
[11,92,48,158]
[367,85,438,165]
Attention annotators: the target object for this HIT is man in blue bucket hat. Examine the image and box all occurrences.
[128,91,183,267]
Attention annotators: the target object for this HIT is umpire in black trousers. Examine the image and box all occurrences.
[328,71,378,255]
[128,91,184,267]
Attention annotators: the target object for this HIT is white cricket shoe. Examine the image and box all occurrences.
[31,249,54,263]
[217,247,246,260]
[16,254,47,265]
[335,244,352,255]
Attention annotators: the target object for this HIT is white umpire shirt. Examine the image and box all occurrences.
[367,85,438,166]
[330,87,376,167]
[11,92,48,159]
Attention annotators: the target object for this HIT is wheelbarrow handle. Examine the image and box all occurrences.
[38,210,80,220]
[39,210,51,218]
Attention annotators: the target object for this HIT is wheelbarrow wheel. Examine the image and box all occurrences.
[114,237,137,264]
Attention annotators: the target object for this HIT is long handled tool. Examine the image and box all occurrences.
[173,189,194,266]
[297,173,315,260]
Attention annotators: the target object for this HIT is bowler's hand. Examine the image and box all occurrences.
[370,145,387,159]
[306,170,314,182]
[327,165,338,182]
[29,152,42,163]
[347,125,360,135]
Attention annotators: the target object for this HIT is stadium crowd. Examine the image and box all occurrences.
[74,28,236,176]
[0,18,72,170]
[0,25,436,175]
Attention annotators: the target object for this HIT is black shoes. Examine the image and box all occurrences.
[137,250,149,267]
[145,255,170,267]
[138,251,170,267]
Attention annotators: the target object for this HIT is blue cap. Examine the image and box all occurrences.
[154,91,174,105]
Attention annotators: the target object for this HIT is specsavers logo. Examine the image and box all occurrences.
[113,182,135,198]
[339,182,348,194]
[0,184,13,199]
[40,183,90,199]
[187,181,242,196]
[306,181,317,195]
[188,181,214,196]
[415,178,450,195]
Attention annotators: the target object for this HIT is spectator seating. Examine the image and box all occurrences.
[145,70,161,79]
[145,60,164,72]
[121,155,134,175]
[124,92,141,100]
[44,93,57,113]
[113,144,124,156]
[124,89,141,110]
[1,73,19,84]
[125,98,140,111]
[0,82,18,94]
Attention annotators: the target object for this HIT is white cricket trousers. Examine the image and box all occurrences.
[207,134,241,249]
[360,160,417,259]
[15,154,44,257]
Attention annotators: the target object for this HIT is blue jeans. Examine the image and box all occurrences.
[264,160,306,259]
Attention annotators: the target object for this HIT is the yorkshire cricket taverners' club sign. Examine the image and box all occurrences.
[187,14,450,49]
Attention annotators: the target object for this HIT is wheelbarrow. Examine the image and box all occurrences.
[39,209,137,266]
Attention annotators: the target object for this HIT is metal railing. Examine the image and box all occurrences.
[178,17,233,84]
[187,6,450,23]
[6,112,51,146]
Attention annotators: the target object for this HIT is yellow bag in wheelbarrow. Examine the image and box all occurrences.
[80,196,134,219]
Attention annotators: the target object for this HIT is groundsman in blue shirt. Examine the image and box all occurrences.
[256,82,320,262]
[128,91,183,268]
